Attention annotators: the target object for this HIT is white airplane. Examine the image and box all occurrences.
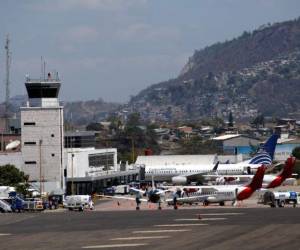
[166,165,266,207]
[145,134,279,184]
[98,175,209,210]
[213,157,296,188]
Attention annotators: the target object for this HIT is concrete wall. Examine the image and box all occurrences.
[0,152,23,168]
[21,107,64,193]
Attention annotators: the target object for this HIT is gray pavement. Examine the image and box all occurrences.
[0,208,300,250]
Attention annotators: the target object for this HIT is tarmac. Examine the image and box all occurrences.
[0,207,300,250]
[0,185,300,250]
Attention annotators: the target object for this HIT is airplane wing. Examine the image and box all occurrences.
[180,162,220,179]
[129,187,146,195]
[97,194,148,202]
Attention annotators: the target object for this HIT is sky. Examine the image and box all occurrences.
[0,0,300,103]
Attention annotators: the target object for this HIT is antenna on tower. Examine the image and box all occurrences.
[4,34,11,133]
[40,56,46,80]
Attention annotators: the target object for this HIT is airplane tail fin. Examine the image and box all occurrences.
[249,134,279,165]
[246,165,266,190]
[279,157,296,180]
[212,161,219,172]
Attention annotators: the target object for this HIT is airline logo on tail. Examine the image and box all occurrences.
[249,134,279,165]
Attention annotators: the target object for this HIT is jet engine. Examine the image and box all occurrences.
[172,176,187,185]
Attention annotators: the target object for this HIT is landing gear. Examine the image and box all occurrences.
[203,201,209,206]
[278,200,285,208]
[219,201,225,206]
[158,201,162,210]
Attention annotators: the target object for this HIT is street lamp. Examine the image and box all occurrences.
[71,153,74,195]
[39,139,43,196]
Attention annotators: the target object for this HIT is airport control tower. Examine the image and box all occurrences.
[21,73,64,194]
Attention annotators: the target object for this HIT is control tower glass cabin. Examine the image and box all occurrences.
[25,72,61,107]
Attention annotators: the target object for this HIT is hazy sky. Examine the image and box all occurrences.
[0,0,300,103]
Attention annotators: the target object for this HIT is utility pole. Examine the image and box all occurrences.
[71,153,74,195]
[39,139,43,196]
[4,34,11,133]
[131,137,135,163]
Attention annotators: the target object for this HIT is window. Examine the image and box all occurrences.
[24,122,36,126]
[51,134,55,137]
[51,153,55,157]
[24,142,36,145]
[88,153,114,170]
[25,161,37,165]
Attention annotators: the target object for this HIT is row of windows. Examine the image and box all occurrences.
[186,191,234,196]
[146,169,242,174]
[146,170,206,174]
[88,153,114,169]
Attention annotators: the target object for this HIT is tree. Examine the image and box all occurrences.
[292,147,300,160]
[228,111,234,127]
[292,147,300,179]
[126,113,141,128]
[86,122,104,131]
[251,115,265,128]
[0,165,29,195]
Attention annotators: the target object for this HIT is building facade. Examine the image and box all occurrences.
[21,74,64,194]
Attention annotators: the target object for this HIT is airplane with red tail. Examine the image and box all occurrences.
[166,165,266,206]
[213,157,296,188]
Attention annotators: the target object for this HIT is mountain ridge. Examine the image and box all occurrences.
[128,17,300,122]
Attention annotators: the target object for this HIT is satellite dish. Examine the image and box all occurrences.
[5,140,20,150]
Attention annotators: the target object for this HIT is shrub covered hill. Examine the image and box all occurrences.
[129,18,300,122]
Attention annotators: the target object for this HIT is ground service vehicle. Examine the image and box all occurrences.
[65,195,94,211]
[258,191,299,208]
[23,198,44,211]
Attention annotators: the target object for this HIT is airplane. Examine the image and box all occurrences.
[212,156,296,188]
[166,165,266,207]
[145,134,279,184]
[98,174,210,210]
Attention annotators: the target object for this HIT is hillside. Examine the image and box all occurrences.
[0,96,120,126]
[63,99,120,125]
[129,18,300,122]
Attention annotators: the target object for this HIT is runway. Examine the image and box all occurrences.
[0,208,300,250]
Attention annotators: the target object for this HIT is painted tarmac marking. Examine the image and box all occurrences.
[195,213,244,216]
[132,229,192,233]
[175,218,227,221]
[0,233,11,236]
[82,243,148,249]
[110,236,170,240]
[154,224,208,227]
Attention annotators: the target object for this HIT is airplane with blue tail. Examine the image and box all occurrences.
[145,134,279,185]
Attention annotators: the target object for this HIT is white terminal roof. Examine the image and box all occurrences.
[277,138,297,144]
[212,134,241,141]
[135,155,217,166]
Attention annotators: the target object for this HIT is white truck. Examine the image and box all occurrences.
[258,191,300,208]
[64,195,94,211]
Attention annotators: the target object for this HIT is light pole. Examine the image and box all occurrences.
[39,139,43,196]
[131,137,135,164]
[71,153,74,195]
